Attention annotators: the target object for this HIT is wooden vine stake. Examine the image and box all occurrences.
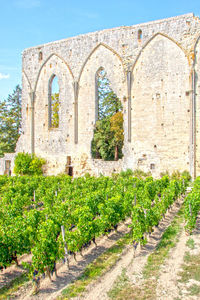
[61,225,69,268]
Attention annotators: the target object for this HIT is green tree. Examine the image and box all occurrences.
[91,117,115,160]
[97,69,122,119]
[14,152,46,175]
[51,92,59,128]
[0,85,22,157]
[92,70,124,160]
[110,111,124,160]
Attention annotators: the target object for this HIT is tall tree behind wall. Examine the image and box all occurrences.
[98,69,122,120]
[91,70,124,161]
[51,92,59,128]
[0,85,22,157]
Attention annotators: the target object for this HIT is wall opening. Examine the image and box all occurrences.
[38,51,43,62]
[91,68,124,161]
[65,156,73,176]
[150,163,155,170]
[48,75,59,128]
[138,29,142,41]
[4,160,11,176]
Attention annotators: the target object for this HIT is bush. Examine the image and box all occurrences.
[132,169,151,179]
[181,170,192,182]
[14,152,46,175]
[119,169,134,178]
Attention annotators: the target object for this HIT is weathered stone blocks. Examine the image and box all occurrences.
[1,13,200,178]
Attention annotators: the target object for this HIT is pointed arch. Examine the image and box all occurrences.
[77,42,125,156]
[48,74,60,128]
[95,67,104,122]
[131,32,188,72]
[22,70,32,90]
[130,30,191,175]
[193,34,200,177]
[78,43,124,83]
[34,53,74,92]
[194,34,200,65]
[193,34,200,51]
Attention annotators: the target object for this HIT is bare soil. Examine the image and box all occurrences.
[79,197,185,300]
[156,216,200,300]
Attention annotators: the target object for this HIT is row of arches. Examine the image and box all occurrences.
[37,29,143,64]
[47,68,122,126]
[21,31,199,176]
[23,32,193,95]
[47,68,124,161]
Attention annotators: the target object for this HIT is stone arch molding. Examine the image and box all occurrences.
[34,53,74,93]
[77,42,126,154]
[33,52,75,157]
[194,34,200,49]
[34,53,74,119]
[22,70,32,91]
[78,43,125,84]
[131,32,188,73]
[193,35,200,176]
[194,34,200,64]
[78,43,125,100]
[130,31,191,176]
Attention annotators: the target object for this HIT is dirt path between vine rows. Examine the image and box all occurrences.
[156,215,200,300]
[9,219,132,300]
[0,254,32,289]
[80,197,200,300]
[78,197,185,300]
[1,195,191,300]
[5,195,184,300]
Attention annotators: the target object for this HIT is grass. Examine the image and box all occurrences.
[58,233,132,300]
[107,205,185,300]
[107,269,130,299]
[143,206,184,281]
[186,238,195,250]
[178,252,200,284]
[0,272,29,300]
[178,250,200,296]
[188,284,200,295]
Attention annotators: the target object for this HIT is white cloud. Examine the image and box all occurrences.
[0,73,10,80]
[14,0,41,9]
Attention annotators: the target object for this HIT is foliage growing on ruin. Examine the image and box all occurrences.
[0,85,22,157]
[14,152,46,175]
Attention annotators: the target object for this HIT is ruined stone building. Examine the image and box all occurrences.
[1,13,200,178]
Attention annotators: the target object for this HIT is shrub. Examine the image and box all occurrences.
[181,170,192,182]
[132,169,151,179]
[119,169,134,178]
[14,152,46,175]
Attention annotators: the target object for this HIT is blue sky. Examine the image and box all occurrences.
[0,0,200,101]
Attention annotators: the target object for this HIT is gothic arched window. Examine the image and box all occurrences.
[48,75,59,128]
[138,29,142,41]
[92,68,124,161]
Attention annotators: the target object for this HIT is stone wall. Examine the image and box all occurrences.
[1,13,200,178]
[0,153,16,175]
